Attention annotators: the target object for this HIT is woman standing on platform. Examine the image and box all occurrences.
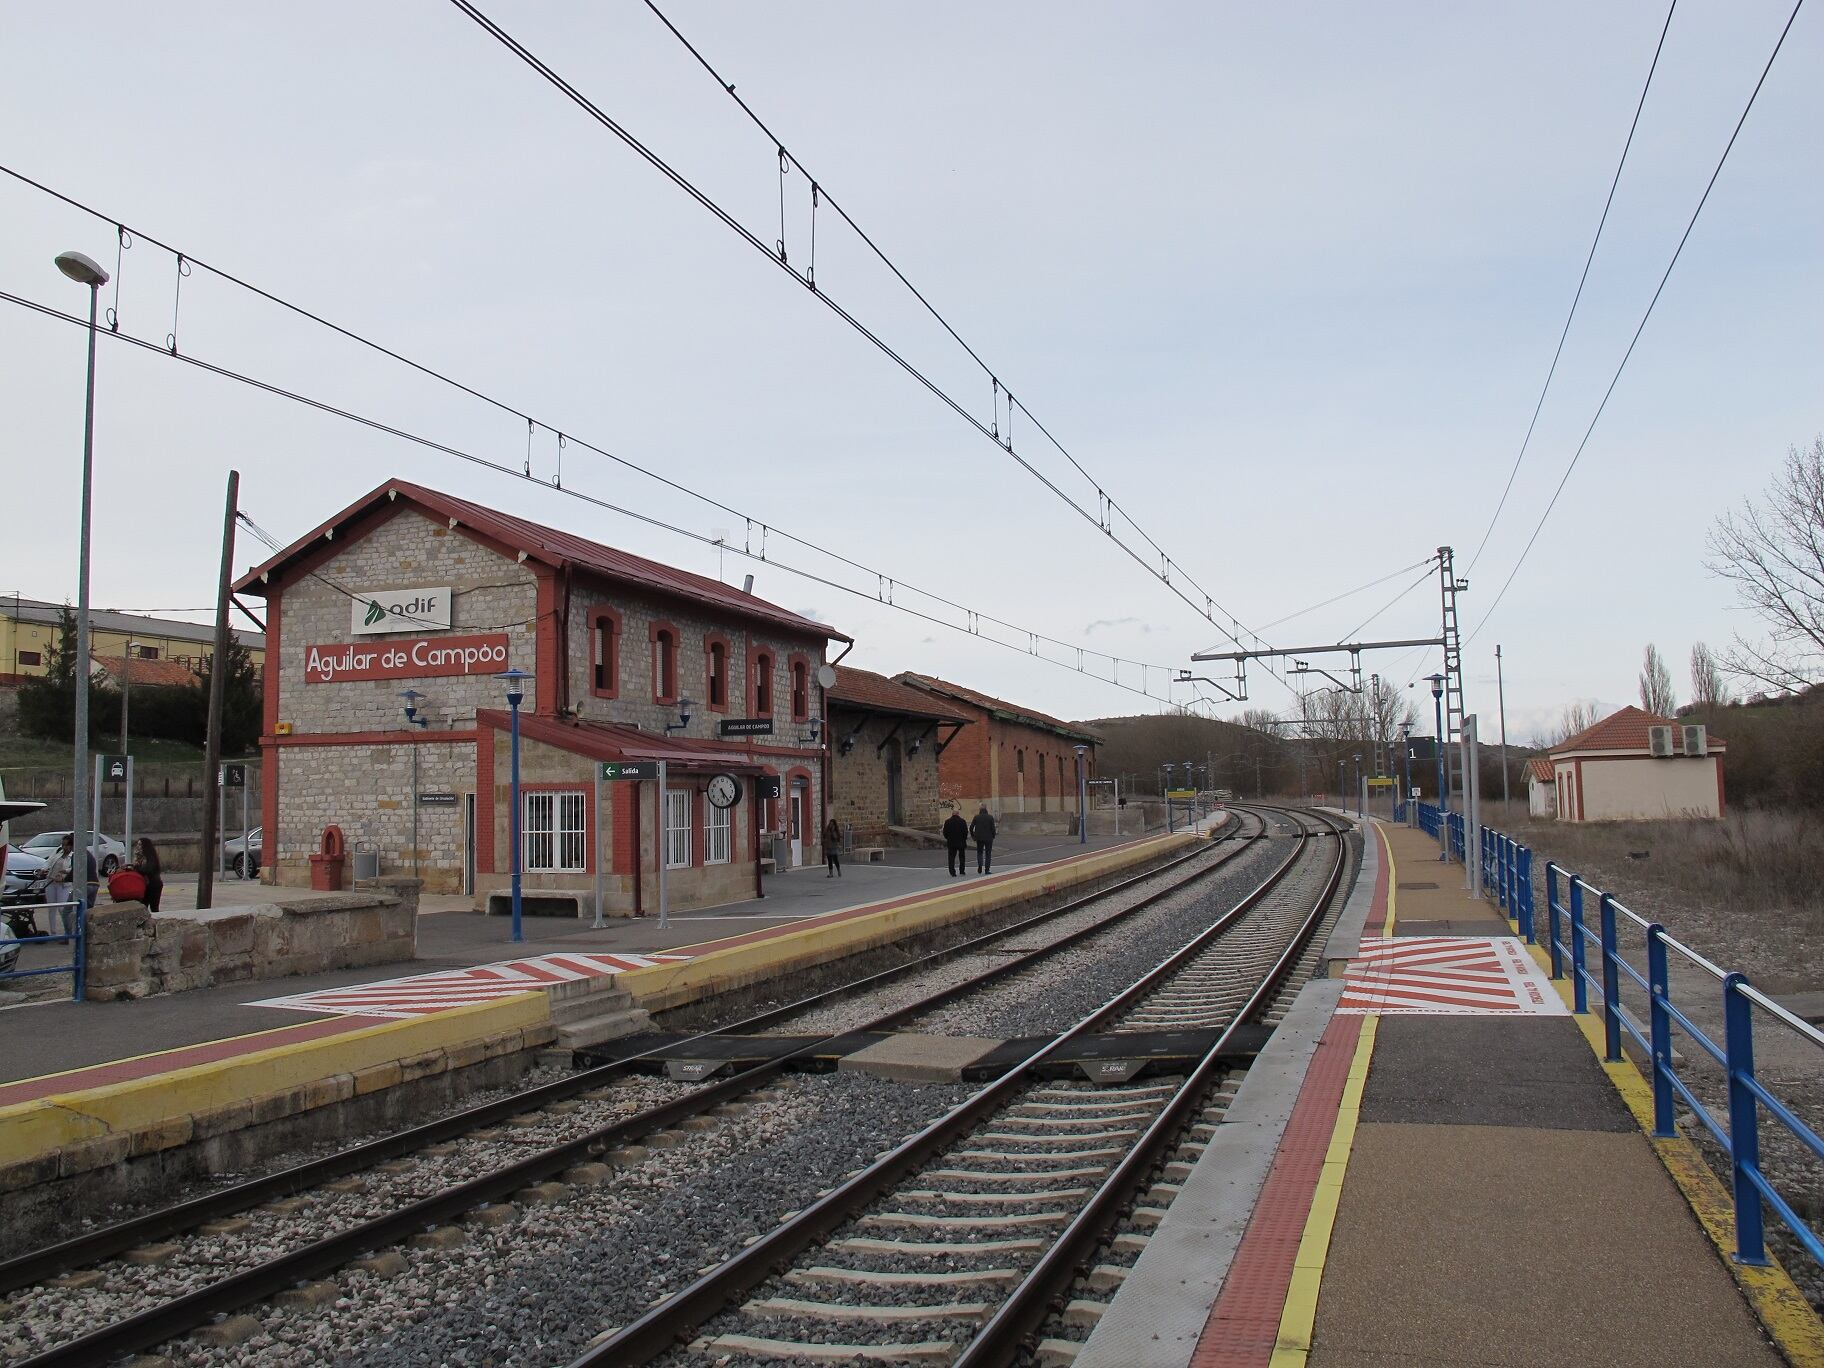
[132,838,164,914]
[823,817,843,878]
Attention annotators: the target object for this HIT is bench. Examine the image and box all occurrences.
[851,846,887,864]
[486,890,588,918]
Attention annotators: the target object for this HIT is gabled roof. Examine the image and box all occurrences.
[1550,704,1726,755]
[91,655,203,689]
[828,667,970,723]
[894,673,1101,745]
[233,479,848,643]
[1526,756,1554,783]
[4,596,263,650]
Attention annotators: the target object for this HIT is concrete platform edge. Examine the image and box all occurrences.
[0,992,554,1186]
[1074,975,1347,1368]
[1317,818,1377,973]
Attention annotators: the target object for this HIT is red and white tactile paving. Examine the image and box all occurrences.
[249,950,696,1020]
[1337,935,1566,1016]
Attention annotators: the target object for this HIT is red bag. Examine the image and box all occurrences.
[107,869,147,903]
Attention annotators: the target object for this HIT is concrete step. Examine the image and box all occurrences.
[547,975,637,1015]
[554,1006,653,1050]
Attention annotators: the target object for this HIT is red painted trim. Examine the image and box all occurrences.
[692,786,705,869]
[269,729,480,748]
[1574,758,1585,822]
[1716,758,1726,817]
[534,565,560,717]
[585,603,623,700]
[788,652,811,723]
[649,619,680,704]
[261,597,281,878]
[516,780,597,875]
[747,643,775,719]
[705,632,733,713]
[477,725,496,874]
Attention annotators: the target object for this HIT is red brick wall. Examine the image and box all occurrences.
[932,703,1095,815]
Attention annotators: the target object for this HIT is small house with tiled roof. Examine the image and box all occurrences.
[234,478,848,907]
[1548,705,1726,822]
[827,667,970,843]
[1526,756,1556,819]
[895,672,1100,828]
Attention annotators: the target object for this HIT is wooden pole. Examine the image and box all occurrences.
[197,470,239,910]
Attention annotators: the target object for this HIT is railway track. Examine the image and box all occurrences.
[2,808,1291,1366]
[580,808,1349,1368]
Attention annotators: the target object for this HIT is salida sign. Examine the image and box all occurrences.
[305,632,511,684]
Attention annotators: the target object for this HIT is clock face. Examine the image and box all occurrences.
[707,774,742,809]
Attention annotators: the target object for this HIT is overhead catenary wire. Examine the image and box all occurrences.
[0,286,1188,707]
[1466,0,1807,646]
[1467,0,1679,574]
[0,169,1188,703]
[445,0,1290,671]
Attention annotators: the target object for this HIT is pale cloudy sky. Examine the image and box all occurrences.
[2,2,1819,746]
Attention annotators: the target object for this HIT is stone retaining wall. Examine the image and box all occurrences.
[84,879,419,1000]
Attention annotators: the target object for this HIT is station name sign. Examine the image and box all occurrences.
[352,586,453,636]
[304,633,511,684]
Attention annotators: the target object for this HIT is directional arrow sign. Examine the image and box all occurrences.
[600,761,660,782]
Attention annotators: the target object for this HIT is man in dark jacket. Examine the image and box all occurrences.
[942,808,969,877]
[969,803,997,874]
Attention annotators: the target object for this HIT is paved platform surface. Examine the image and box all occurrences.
[1081,818,1802,1368]
[0,829,1170,1098]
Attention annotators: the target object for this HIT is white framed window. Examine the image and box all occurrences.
[704,800,731,865]
[665,788,692,869]
[524,790,587,873]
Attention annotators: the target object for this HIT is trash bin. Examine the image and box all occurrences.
[309,825,347,891]
[352,843,381,881]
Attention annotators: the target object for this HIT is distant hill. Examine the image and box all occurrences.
[1084,713,1285,795]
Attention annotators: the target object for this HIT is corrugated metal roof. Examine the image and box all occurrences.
[234,479,847,643]
[478,709,771,772]
[3,596,263,649]
[828,667,970,722]
[894,673,1101,744]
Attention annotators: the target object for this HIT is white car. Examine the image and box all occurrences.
[14,830,130,876]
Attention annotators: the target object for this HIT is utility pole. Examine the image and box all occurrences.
[197,470,239,911]
[120,632,131,755]
[1496,644,1510,809]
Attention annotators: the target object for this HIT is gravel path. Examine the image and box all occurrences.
[153,1072,971,1367]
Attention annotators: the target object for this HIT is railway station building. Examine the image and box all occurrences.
[826,666,969,845]
[893,673,1100,825]
[234,479,848,910]
[1547,705,1726,822]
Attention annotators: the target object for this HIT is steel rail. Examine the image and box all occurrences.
[954,809,1348,1365]
[573,809,1324,1365]
[10,816,1271,1365]
[0,814,1248,1297]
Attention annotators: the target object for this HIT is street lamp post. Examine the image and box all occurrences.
[1427,673,1447,861]
[1353,752,1363,818]
[1163,763,1175,833]
[1073,744,1089,845]
[56,251,109,977]
[498,668,531,942]
[1399,722,1414,827]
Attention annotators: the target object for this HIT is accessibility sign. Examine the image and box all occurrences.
[600,761,659,782]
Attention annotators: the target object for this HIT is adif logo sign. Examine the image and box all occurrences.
[351,586,452,635]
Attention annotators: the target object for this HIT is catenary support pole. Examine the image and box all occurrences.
[197,469,239,910]
[1497,644,1511,809]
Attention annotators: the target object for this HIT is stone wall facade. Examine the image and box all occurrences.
[828,707,945,844]
[84,880,419,1000]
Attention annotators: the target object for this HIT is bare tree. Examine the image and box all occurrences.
[1554,701,1599,745]
[1706,437,1824,693]
[1639,643,1676,717]
[1689,642,1732,709]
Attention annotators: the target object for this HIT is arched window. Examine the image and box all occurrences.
[1015,748,1025,775]
[790,656,810,722]
[652,624,678,703]
[753,651,774,716]
[588,606,621,699]
[706,636,729,711]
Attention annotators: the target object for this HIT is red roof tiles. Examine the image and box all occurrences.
[235,479,847,643]
[828,667,970,722]
[894,673,1100,744]
[1526,756,1554,783]
[1550,704,1726,755]
[90,656,201,689]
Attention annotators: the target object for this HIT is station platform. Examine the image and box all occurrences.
[1079,817,1824,1368]
[0,827,1203,1192]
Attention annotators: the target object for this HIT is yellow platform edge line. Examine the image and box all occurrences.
[1267,1014,1379,1367]
[1375,820,1397,936]
[1515,908,1824,1365]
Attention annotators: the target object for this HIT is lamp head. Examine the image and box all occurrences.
[677,697,696,730]
[497,667,531,707]
[55,251,109,288]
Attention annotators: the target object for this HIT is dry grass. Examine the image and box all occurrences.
[1477,799,1824,990]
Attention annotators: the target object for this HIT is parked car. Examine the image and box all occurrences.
[2,846,49,905]
[223,827,264,879]
[15,830,129,876]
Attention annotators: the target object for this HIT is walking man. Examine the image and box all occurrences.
[970,803,997,875]
[943,807,969,877]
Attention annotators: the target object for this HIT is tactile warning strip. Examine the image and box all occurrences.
[1188,1013,1364,1368]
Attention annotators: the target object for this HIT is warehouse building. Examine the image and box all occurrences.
[234,479,846,909]
[827,667,968,844]
[894,673,1100,826]
[0,594,264,685]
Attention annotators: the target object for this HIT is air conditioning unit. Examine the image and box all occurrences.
[1682,724,1708,757]
[1647,725,1675,758]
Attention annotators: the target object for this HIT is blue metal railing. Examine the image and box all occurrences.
[1446,812,1465,862]
[1416,802,1442,836]
[1439,819,1823,1272]
[0,899,86,1002]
